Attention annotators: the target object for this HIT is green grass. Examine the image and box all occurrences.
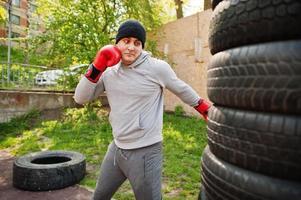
[0,105,207,200]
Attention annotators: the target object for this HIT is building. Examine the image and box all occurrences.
[0,0,44,46]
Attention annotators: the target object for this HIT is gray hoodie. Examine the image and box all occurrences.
[74,51,200,149]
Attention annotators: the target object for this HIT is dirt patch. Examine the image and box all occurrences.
[0,149,93,200]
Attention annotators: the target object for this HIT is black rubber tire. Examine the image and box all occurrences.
[13,150,86,191]
[201,146,301,200]
[211,0,223,10]
[207,40,301,114]
[207,105,301,181]
[209,0,301,54]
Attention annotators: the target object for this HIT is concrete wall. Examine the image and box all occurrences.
[152,9,212,116]
[0,90,75,122]
[0,90,108,123]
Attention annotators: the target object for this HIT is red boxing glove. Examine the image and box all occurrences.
[194,99,211,122]
[85,45,121,83]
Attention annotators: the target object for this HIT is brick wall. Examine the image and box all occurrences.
[20,0,28,10]
[0,0,44,43]
[20,17,28,27]
[0,29,6,37]
[151,9,212,116]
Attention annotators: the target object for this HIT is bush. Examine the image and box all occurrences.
[174,105,185,116]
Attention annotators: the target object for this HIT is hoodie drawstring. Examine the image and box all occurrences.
[119,149,128,161]
[113,147,117,166]
[113,145,128,166]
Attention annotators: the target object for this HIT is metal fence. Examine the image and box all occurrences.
[1,62,50,90]
[0,62,87,91]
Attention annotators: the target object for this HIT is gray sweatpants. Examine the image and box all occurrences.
[92,141,163,200]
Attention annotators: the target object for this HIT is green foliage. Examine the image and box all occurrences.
[32,0,173,68]
[1,45,28,64]
[56,74,78,90]
[0,106,207,200]
[0,44,47,66]
[0,6,6,25]
[56,66,87,90]
[174,105,185,116]
[34,0,114,66]
[145,39,164,58]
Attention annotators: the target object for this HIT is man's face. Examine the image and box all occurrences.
[116,37,143,66]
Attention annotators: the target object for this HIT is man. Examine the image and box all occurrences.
[74,19,210,200]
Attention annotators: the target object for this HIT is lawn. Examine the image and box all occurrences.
[0,103,207,200]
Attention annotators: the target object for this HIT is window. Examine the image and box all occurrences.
[12,0,20,7]
[30,4,37,12]
[11,14,20,25]
[11,32,20,38]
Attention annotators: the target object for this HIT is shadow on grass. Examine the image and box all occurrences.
[0,110,41,149]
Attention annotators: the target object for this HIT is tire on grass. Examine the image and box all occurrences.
[13,150,86,191]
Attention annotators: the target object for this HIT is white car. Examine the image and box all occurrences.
[35,69,64,86]
[35,64,88,86]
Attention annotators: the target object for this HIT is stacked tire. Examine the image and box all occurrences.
[200,0,301,199]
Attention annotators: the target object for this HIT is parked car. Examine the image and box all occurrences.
[35,64,88,86]
[35,69,64,86]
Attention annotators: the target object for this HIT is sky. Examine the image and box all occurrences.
[183,0,203,17]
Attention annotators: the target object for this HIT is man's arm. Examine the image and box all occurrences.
[153,60,211,120]
[74,45,121,105]
[74,76,105,105]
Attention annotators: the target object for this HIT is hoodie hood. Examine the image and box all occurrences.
[121,50,150,69]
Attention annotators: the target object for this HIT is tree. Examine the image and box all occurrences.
[174,0,183,19]
[204,0,211,10]
[32,0,171,68]
[0,4,7,26]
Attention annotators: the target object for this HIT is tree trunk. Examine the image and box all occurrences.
[204,0,211,10]
[174,0,183,19]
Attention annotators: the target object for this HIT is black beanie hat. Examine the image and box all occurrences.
[115,20,146,48]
